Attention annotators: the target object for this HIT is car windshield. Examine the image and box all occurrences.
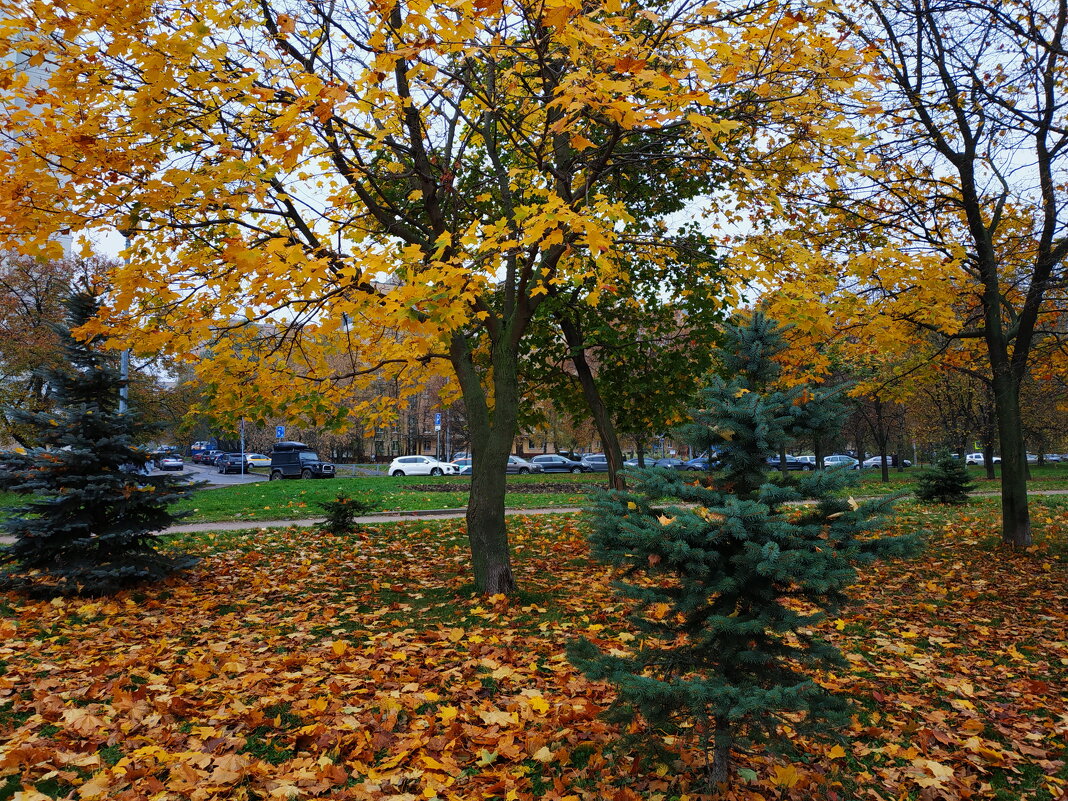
[299,451,321,462]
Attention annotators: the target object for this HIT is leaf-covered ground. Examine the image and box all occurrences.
[0,500,1064,801]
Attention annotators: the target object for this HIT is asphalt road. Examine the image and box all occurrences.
[153,462,267,487]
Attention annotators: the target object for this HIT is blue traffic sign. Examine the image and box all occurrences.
[275,425,285,439]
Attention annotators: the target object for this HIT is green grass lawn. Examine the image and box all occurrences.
[172,473,604,523]
[2,464,1066,526]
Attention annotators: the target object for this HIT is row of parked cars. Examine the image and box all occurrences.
[385,452,719,476]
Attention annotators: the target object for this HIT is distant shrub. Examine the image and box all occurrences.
[318,494,374,535]
[914,455,976,504]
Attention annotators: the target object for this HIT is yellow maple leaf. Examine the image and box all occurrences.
[771,763,801,787]
[657,514,675,526]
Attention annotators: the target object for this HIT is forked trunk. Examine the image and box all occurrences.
[451,332,520,594]
[467,429,516,595]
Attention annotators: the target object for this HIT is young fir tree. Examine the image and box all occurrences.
[568,313,920,791]
[914,454,976,505]
[0,293,197,597]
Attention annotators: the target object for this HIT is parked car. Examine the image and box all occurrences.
[581,453,609,472]
[270,441,336,480]
[1027,452,1039,464]
[450,451,470,461]
[651,457,689,470]
[506,456,542,474]
[1042,454,1062,463]
[217,452,249,474]
[244,452,271,469]
[861,455,912,468]
[964,453,1000,465]
[795,455,817,466]
[158,454,185,471]
[199,449,223,465]
[556,451,585,463]
[766,454,813,471]
[388,455,458,477]
[824,454,859,470]
[623,456,657,468]
[530,454,589,473]
[684,456,715,471]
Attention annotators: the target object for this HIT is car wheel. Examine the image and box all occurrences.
[431,467,443,476]
[301,468,313,479]
[518,467,529,474]
[804,465,813,471]
[270,471,283,481]
[392,469,405,477]
[571,467,581,473]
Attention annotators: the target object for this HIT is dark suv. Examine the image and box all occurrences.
[269,441,335,480]
[217,452,248,474]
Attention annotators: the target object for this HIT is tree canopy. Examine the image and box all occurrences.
[1,0,868,591]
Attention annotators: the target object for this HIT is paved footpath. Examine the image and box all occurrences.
[162,506,585,535]
[4,488,1067,543]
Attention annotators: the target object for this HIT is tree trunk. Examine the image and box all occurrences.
[451,333,518,595]
[991,365,1032,547]
[983,441,996,480]
[708,718,732,791]
[557,315,626,490]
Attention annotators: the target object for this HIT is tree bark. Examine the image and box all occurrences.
[708,718,732,791]
[991,368,1032,547]
[451,332,518,595]
[556,315,627,490]
[983,441,996,481]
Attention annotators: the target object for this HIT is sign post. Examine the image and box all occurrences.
[434,413,442,460]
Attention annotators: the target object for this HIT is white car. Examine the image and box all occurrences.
[861,455,913,468]
[388,455,458,476]
[965,452,1001,465]
[824,454,859,470]
[244,452,271,468]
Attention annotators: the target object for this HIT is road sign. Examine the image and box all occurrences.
[434,413,442,432]
[276,425,285,439]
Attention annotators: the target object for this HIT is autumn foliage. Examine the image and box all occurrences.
[0,508,1064,799]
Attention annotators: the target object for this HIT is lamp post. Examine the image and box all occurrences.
[116,225,136,414]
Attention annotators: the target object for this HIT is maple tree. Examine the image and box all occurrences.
[0,254,106,446]
[739,0,1068,548]
[0,0,868,593]
[569,314,918,790]
[0,293,197,597]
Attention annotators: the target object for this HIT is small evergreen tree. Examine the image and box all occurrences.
[318,493,375,535]
[914,454,976,504]
[0,293,197,597]
[568,313,920,791]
